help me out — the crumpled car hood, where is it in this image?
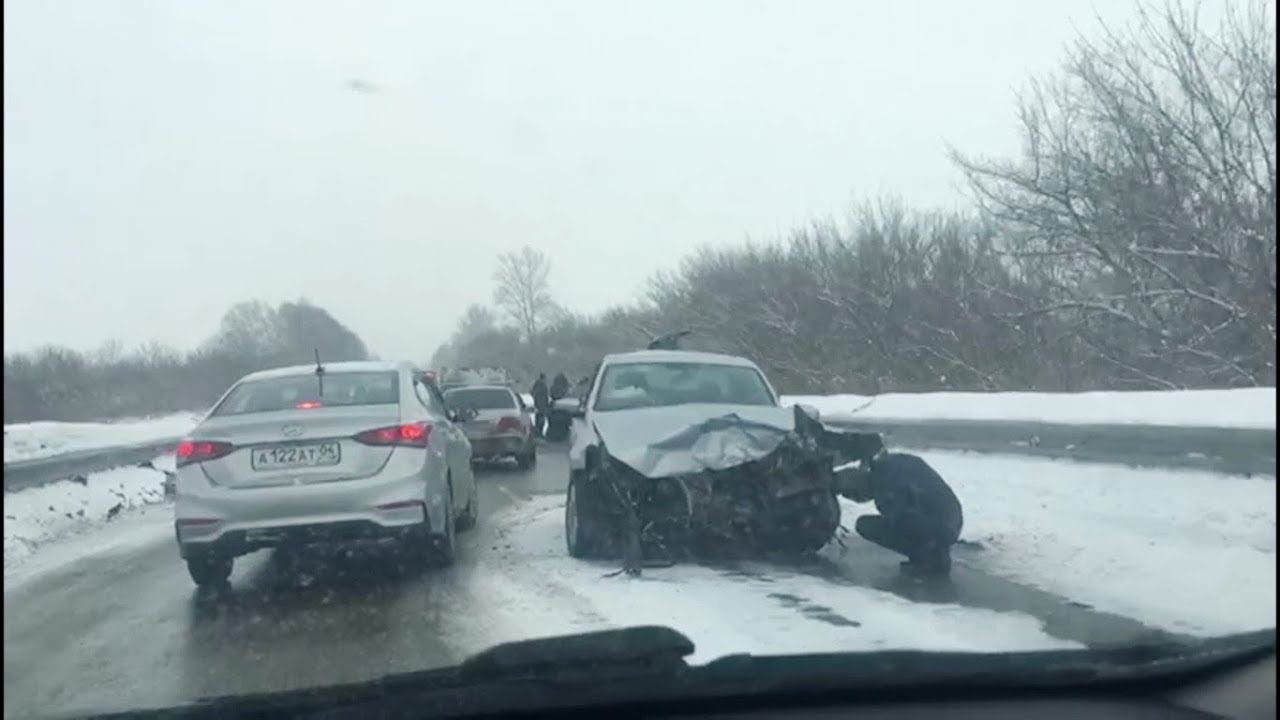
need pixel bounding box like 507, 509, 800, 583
592, 404, 804, 478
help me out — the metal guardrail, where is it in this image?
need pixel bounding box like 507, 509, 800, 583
2, 418, 1274, 493
823, 418, 1276, 477
3, 437, 181, 492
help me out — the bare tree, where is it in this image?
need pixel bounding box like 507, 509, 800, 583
455, 304, 498, 344
493, 246, 557, 344
952, 0, 1276, 388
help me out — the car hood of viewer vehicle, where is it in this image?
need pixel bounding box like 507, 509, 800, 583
591, 404, 813, 479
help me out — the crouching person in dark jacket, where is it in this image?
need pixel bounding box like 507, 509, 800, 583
839, 451, 963, 577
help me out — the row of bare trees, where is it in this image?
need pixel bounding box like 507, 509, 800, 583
436, 1, 1274, 394
4, 299, 370, 422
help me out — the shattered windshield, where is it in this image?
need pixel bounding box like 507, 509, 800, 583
594, 362, 776, 411
2, 0, 1274, 718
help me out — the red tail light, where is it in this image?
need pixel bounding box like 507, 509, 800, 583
354, 422, 432, 448
175, 440, 235, 467
295, 401, 323, 410
495, 416, 523, 433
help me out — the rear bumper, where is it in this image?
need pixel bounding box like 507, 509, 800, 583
174, 446, 450, 554
176, 518, 428, 558
467, 434, 529, 458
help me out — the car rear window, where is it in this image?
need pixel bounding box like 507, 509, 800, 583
211, 371, 400, 416
444, 387, 517, 410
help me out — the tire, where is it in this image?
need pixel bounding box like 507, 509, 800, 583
427, 484, 457, 567
565, 472, 608, 559
456, 481, 478, 532
186, 552, 233, 587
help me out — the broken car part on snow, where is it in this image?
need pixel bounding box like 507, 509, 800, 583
568, 404, 887, 576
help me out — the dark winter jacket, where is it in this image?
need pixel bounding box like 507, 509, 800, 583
867, 453, 963, 543
531, 378, 551, 411
550, 373, 570, 400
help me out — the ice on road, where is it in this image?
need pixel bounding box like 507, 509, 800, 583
3, 411, 200, 463
453, 495, 1082, 664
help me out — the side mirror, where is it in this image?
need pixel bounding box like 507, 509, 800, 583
795, 403, 821, 421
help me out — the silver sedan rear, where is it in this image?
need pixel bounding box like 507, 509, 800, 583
173, 361, 478, 586
442, 385, 537, 469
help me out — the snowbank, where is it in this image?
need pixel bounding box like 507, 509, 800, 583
3, 411, 201, 463
782, 388, 1276, 429
3, 454, 175, 568
453, 496, 1082, 662
899, 450, 1276, 636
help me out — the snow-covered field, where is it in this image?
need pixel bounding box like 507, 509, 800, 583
3, 454, 175, 568
782, 388, 1276, 429
3, 411, 200, 463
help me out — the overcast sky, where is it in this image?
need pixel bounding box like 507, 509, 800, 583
5, 0, 1155, 361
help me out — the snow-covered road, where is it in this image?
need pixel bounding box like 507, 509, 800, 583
3, 438, 1274, 717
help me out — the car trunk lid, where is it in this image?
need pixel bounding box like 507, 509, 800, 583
194, 405, 401, 488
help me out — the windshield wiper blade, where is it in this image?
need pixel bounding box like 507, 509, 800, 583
459, 625, 694, 682
69, 628, 1274, 720
699, 628, 1277, 689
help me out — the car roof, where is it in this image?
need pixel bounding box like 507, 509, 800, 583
240, 360, 411, 382
599, 349, 761, 368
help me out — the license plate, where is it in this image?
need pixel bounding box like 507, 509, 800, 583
251, 442, 341, 471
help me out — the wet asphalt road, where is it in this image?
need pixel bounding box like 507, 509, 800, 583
3, 443, 1185, 719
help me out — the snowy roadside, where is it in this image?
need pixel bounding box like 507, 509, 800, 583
781, 388, 1276, 429
875, 450, 1276, 637
451, 495, 1083, 662
3, 411, 201, 464
3, 454, 176, 571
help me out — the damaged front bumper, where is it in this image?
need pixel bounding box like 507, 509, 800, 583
578, 405, 884, 574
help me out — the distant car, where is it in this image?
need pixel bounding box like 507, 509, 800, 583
173, 360, 479, 587
563, 349, 882, 571
443, 385, 537, 469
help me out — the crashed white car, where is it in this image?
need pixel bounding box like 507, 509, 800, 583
561, 350, 884, 573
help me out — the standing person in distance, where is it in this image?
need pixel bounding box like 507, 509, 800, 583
530, 373, 551, 438
550, 372, 570, 401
